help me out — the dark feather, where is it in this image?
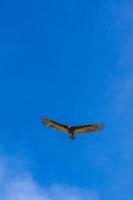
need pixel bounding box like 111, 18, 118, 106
42, 118, 69, 133
73, 124, 103, 134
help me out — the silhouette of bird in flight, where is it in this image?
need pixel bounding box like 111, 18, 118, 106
42, 118, 104, 139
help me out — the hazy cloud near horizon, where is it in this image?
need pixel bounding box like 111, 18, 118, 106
0, 156, 99, 200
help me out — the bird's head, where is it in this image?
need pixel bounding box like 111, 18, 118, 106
69, 133, 75, 139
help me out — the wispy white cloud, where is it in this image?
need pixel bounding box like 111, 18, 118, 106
47, 185, 98, 200
101, 2, 133, 199
0, 156, 99, 200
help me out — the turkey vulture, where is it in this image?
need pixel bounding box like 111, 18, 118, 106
42, 118, 104, 139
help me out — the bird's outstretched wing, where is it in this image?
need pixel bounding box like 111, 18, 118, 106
42, 118, 69, 133
73, 124, 103, 134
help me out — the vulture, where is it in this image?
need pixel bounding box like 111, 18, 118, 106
42, 118, 104, 139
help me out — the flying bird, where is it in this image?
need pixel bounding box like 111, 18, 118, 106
42, 118, 104, 139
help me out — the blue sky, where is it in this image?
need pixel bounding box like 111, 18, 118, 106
0, 0, 133, 199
